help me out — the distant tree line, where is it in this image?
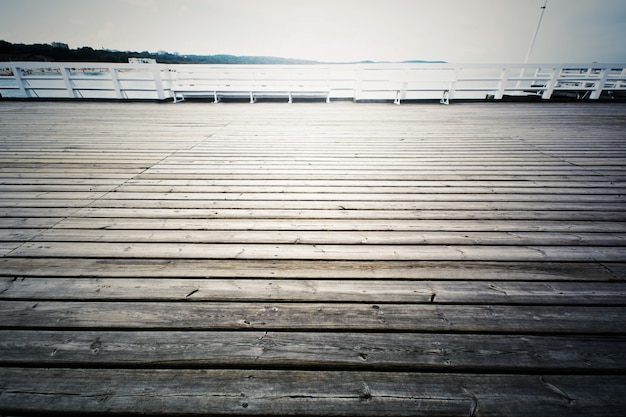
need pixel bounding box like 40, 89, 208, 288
0, 40, 322, 64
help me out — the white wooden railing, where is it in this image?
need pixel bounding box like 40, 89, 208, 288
0, 62, 173, 100
1, 61, 625, 103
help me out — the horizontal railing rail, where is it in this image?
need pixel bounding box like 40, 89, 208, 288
1, 61, 624, 103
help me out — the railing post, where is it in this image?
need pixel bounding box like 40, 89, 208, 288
152, 65, 166, 100
495, 67, 508, 99
589, 68, 608, 100
61, 66, 78, 98
542, 67, 559, 99
395, 68, 409, 105
109, 67, 124, 99
9, 63, 30, 98
447, 66, 459, 102
354, 63, 363, 102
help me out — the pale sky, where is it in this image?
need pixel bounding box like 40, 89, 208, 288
0, 0, 625, 63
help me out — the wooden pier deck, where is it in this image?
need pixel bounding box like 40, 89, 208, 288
1, 100, 625, 416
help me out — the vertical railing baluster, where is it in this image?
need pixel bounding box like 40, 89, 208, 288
542, 67, 559, 99
10, 63, 30, 98
447, 66, 458, 102
110, 67, 124, 99
354, 63, 363, 102
590, 68, 609, 100
152, 65, 166, 100
61, 66, 77, 98
495, 67, 509, 99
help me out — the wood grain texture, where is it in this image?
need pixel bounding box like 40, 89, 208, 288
2, 368, 626, 416
2, 330, 625, 371
2, 277, 626, 304
1, 100, 625, 416
2, 301, 625, 333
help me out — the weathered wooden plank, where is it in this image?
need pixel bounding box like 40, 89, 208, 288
8, 241, 625, 261
0, 208, 86, 217
0, 199, 97, 208
0, 178, 131, 186
0, 217, 65, 228
3, 184, 622, 196
0, 167, 147, 174
1, 258, 622, 280
173, 158, 626, 164
82, 199, 626, 212
2, 277, 625, 305
0, 191, 109, 199
0, 228, 45, 241
0, 158, 164, 165
132, 173, 624, 181
0, 242, 21, 256
141, 168, 604, 177
1, 330, 624, 372
108, 187, 626, 198
1, 301, 624, 333
4, 198, 623, 213
0, 172, 136, 179
1, 368, 625, 416
118, 178, 626, 188
93, 190, 626, 203
0, 184, 120, 192
24, 229, 626, 246
141, 166, 625, 175
49, 217, 626, 233
605, 262, 626, 278
152, 157, 567, 164
142, 167, 607, 176
67, 207, 626, 220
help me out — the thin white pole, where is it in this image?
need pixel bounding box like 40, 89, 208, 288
524, 0, 549, 63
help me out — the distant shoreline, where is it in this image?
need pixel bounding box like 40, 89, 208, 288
0, 40, 445, 65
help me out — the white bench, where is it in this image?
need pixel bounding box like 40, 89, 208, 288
171, 69, 332, 103
392, 87, 451, 105
171, 80, 254, 103
172, 83, 331, 103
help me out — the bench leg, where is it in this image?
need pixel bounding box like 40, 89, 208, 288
440, 90, 450, 105
394, 90, 401, 105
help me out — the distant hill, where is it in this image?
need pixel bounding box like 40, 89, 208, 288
0, 40, 324, 64
0, 40, 445, 65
